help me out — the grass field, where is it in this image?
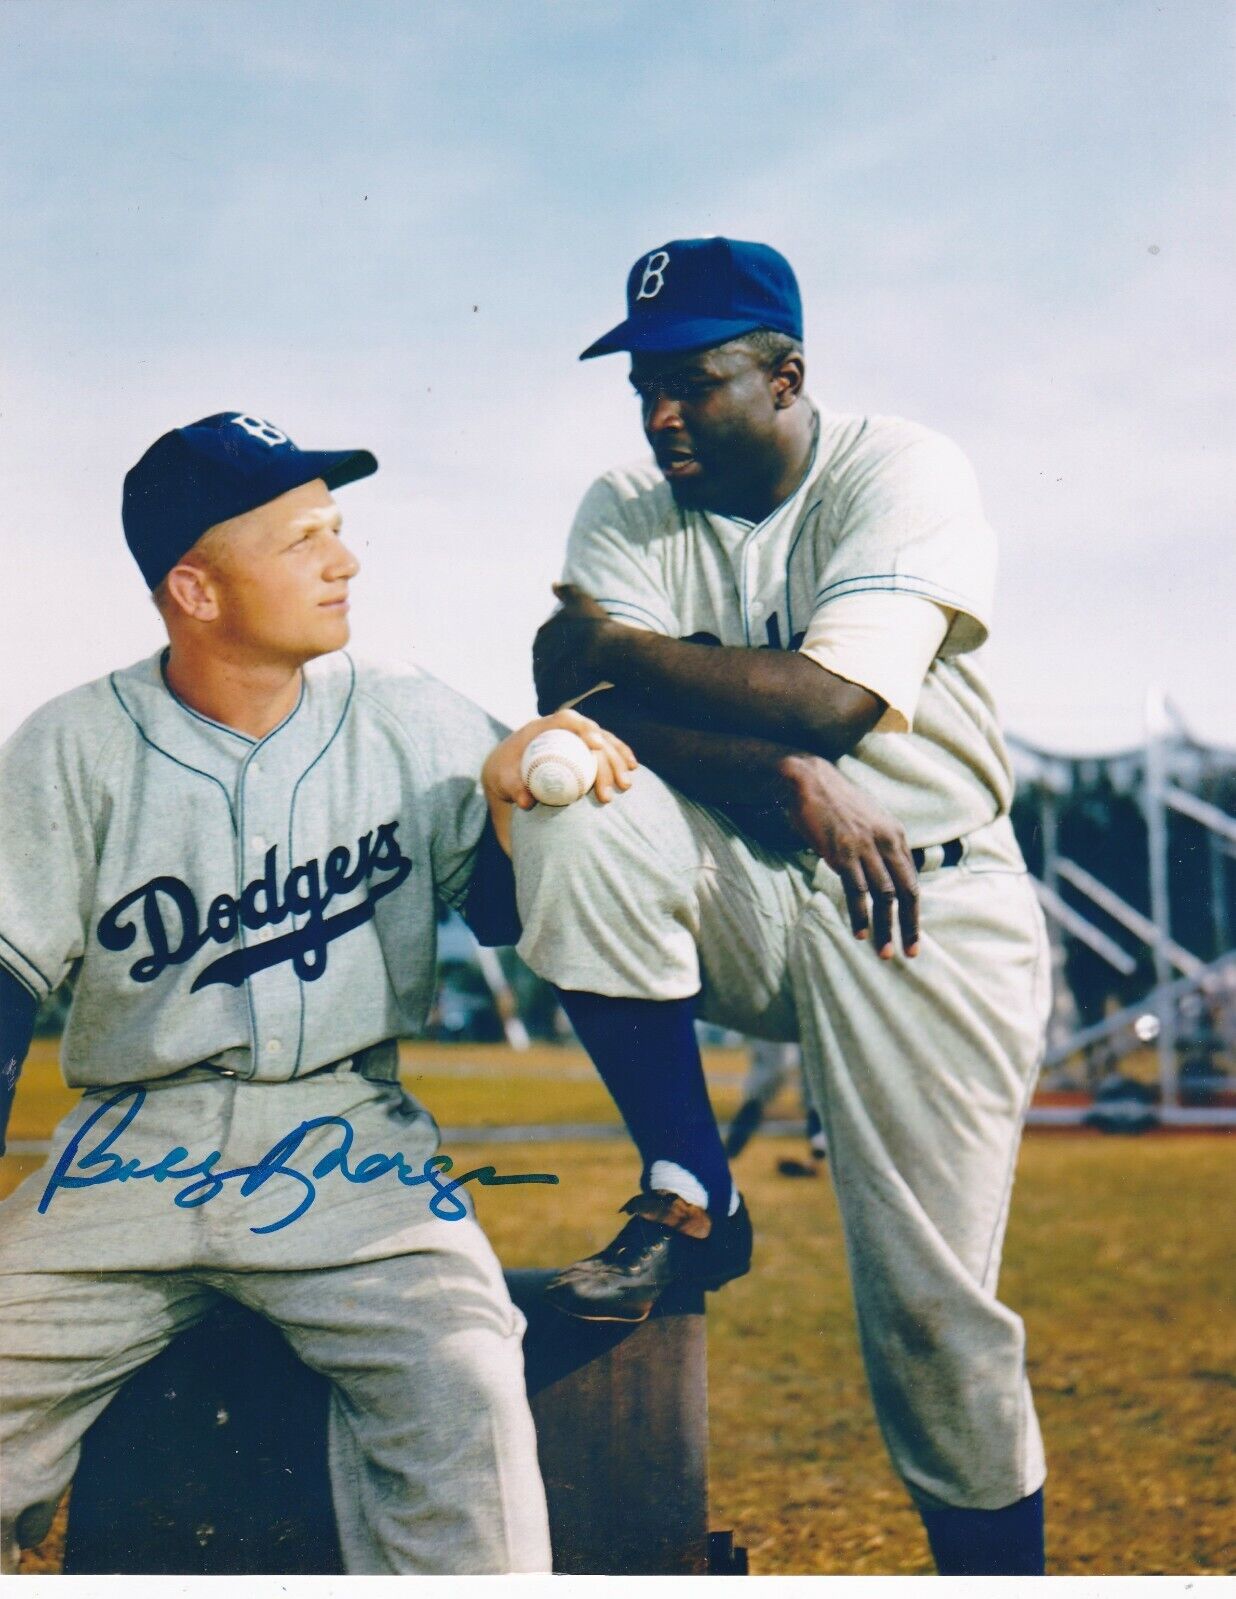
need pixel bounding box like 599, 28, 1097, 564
4, 1040, 1234, 1576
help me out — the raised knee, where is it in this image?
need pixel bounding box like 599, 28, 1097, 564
511, 787, 606, 862
511, 764, 665, 872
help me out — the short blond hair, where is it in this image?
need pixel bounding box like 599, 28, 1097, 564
149, 521, 235, 614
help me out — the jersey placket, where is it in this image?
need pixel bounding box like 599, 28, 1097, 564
706, 494, 802, 651
706, 423, 823, 652
234, 741, 304, 1083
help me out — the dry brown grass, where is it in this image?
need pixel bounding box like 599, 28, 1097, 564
4, 1042, 1233, 1575
472, 1133, 1235, 1576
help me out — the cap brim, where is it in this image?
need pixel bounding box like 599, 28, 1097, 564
240, 448, 378, 525
309, 448, 379, 490
579, 314, 768, 361
255, 447, 379, 503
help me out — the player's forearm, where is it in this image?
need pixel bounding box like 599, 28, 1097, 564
595, 628, 883, 760
577, 688, 814, 809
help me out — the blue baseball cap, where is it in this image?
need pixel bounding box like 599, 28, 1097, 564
122, 412, 378, 589
580, 237, 802, 361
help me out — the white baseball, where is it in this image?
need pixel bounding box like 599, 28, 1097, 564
520, 729, 599, 806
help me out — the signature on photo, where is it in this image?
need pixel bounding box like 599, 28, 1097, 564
37, 1086, 559, 1234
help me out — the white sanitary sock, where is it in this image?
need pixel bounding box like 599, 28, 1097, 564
647, 1159, 739, 1215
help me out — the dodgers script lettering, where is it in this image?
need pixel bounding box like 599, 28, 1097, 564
96, 820, 413, 989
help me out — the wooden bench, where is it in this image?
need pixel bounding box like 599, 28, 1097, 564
63, 1270, 746, 1576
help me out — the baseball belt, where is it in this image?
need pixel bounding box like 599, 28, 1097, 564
910, 838, 964, 873
84, 1038, 402, 1093
190, 1037, 401, 1084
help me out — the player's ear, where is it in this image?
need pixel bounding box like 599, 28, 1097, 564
770, 353, 805, 408
163, 560, 221, 623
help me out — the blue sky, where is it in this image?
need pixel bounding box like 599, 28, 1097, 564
2, 0, 1232, 749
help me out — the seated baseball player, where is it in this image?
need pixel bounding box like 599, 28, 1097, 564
504, 239, 1052, 1576
0, 411, 633, 1576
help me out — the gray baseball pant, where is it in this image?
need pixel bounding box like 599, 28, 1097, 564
512, 766, 1051, 1511
0, 1064, 551, 1574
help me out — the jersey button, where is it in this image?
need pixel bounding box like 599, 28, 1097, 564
750, 599, 765, 617
264, 1039, 283, 1057
251, 835, 267, 853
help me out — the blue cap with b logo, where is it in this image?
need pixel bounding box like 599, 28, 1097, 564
122, 412, 378, 589
580, 237, 802, 360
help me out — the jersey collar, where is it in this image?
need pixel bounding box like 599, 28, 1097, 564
108, 650, 356, 807
705, 397, 822, 539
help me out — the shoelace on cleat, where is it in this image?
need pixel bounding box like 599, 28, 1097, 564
594, 1216, 669, 1266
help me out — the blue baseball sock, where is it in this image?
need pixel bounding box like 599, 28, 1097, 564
555, 989, 734, 1220
919, 1488, 1045, 1576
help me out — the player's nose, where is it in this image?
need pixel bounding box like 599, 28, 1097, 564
328, 539, 361, 581
643, 390, 684, 435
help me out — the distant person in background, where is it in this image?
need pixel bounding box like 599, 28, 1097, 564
724, 1039, 828, 1176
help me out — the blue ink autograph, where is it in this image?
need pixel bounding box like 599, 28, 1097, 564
38, 1087, 559, 1235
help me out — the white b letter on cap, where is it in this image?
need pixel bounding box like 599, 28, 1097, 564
636, 249, 670, 301
231, 415, 289, 447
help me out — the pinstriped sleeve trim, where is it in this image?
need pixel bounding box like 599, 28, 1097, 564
800, 592, 952, 733
812, 573, 985, 653
808, 423, 997, 657
591, 597, 667, 633
0, 939, 46, 1000
814, 571, 973, 609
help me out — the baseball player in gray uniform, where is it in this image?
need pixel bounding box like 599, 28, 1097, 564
510, 239, 1052, 1575
0, 411, 632, 1575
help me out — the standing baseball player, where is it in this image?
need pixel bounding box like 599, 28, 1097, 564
509, 238, 1052, 1576
0, 411, 633, 1575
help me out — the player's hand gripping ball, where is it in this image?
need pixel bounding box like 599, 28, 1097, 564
520, 728, 599, 806
481, 710, 634, 851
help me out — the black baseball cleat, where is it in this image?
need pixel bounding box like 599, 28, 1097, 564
544, 1190, 753, 1324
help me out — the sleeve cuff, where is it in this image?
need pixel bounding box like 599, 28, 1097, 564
799, 593, 952, 733
0, 937, 49, 1002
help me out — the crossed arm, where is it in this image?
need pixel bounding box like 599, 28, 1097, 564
531, 585, 920, 956
536, 584, 881, 759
